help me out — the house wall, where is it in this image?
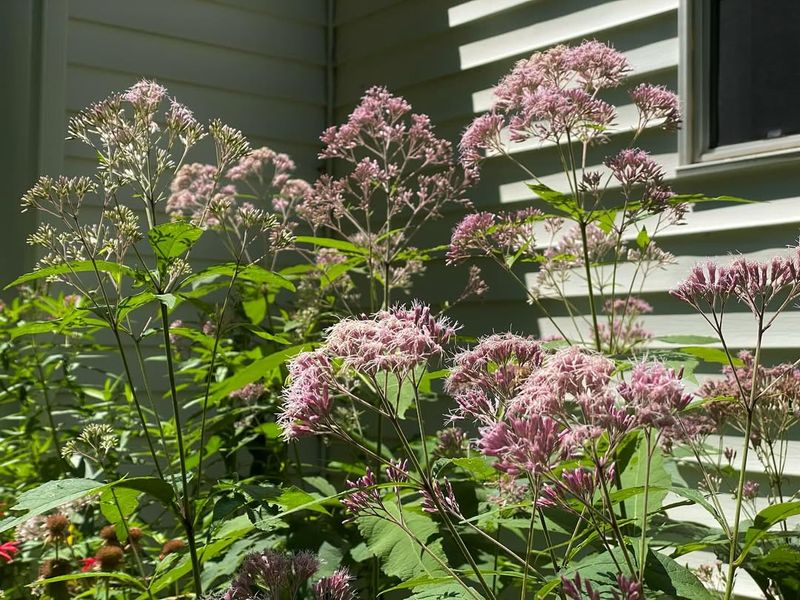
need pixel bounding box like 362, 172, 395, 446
0, 0, 330, 283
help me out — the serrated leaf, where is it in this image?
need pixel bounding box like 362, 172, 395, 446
148, 221, 203, 263
643, 550, 716, 599
357, 504, 447, 581
100, 487, 140, 543
0, 478, 106, 532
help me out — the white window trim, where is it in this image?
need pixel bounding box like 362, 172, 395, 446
677, 0, 800, 173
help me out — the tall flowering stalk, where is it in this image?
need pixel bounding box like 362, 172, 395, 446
13, 80, 288, 594
671, 248, 800, 599
454, 40, 685, 354
299, 86, 473, 311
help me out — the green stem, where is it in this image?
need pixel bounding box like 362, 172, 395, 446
723, 319, 763, 600
579, 220, 601, 351
520, 493, 538, 600
159, 303, 202, 595
637, 429, 654, 582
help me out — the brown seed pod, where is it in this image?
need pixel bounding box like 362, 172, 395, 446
95, 544, 124, 571
127, 527, 143, 543
44, 514, 70, 543
99, 525, 120, 545
159, 538, 185, 560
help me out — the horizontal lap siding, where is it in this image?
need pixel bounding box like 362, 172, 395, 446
336, 3, 797, 598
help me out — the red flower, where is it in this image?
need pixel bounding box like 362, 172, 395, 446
81, 557, 97, 572
0, 541, 19, 563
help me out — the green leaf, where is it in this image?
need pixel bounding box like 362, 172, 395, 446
5, 260, 135, 289
294, 235, 368, 256
100, 487, 140, 543
357, 504, 447, 581
148, 221, 203, 263
643, 550, 716, 599
209, 344, 312, 403
155, 293, 177, 310
383, 368, 424, 419
451, 457, 496, 481
655, 335, 719, 345
527, 183, 583, 219
747, 545, 800, 597
636, 226, 650, 249
180, 263, 295, 293
741, 501, 800, 560
0, 478, 106, 532
618, 432, 670, 521
680, 346, 744, 366
266, 486, 330, 515
35, 571, 146, 590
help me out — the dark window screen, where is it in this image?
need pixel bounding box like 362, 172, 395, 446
709, 0, 800, 148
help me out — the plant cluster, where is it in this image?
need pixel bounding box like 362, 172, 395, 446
1, 40, 799, 600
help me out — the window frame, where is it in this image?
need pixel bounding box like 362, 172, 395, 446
677, 0, 800, 170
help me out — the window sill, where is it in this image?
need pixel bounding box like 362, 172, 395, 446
675, 145, 800, 179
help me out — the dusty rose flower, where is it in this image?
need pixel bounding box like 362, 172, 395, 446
325, 303, 457, 375
670, 261, 736, 311
122, 79, 166, 112
313, 567, 356, 600
630, 82, 681, 130
478, 415, 560, 475
278, 351, 334, 440
618, 362, 692, 428
341, 468, 382, 519
561, 572, 600, 600
446, 212, 495, 264
742, 480, 760, 500
567, 40, 631, 90
459, 112, 505, 170
421, 478, 462, 517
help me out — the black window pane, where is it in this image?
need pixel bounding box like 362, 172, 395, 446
710, 0, 800, 148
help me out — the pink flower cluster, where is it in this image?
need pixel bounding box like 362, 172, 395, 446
296, 87, 471, 294
278, 304, 456, 440
325, 302, 457, 375
671, 249, 800, 320
278, 350, 334, 440
447, 338, 692, 476
446, 208, 545, 264
459, 40, 680, 173
167, 145, 308, 235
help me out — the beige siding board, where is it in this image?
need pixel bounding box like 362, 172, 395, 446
68, 0, 325, 65
66, 23, 326, 105
448, 0, 540, 27
458, 0, 677, 69
526, 248, 797, 298
538, 312, 800, 349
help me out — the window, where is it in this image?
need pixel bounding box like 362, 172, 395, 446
679, 0, 800, 166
